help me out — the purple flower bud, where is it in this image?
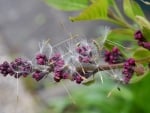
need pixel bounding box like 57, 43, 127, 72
49, 53, 61, 62
76, 45, 93, 63
36, 53, 48, 65
62, 72, 69, 79
53, 71, 69, 82
134, 30, 145, 41
56, 60, 65, 67
53, 71, 62, 82
122, 58, 136, 84
0, 61, 14, 76
54, 66, 62, 72
49, 53, 65, 71
112, 47, 119, 53
53, 70, 69, 82
138, 41, 144, 46
76, 45, 91, 56
54, 75, 61, 82
79, 56, 91, 63
104, 47, 125, 64
32, 70, 45, 81
76, 47, 84, 55
10, 58, 32, 78
142, 42, 150, 50
73, 73, 83, 84
128, 58, 135, 65
49, 53, 70, 82
134, 30, 150, 50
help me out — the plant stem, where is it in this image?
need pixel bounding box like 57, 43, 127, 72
107, 9, 134, 30
112, 1, 134, 29
76, 57, 150, 75
113, 1, 125, 21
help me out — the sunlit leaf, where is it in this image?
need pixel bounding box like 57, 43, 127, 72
142, 27, 150, 42
90, 0, 96, 3
136, 16, 150, 30
90, 0, 114, 5
111, 28, 134, 36
107, 0, 115, 5
45, 0, 89, 11
70, 0, 108, 21
123, 0, 145, 20
133, 47, 150, 60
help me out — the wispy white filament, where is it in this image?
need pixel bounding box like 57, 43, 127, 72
99, 26, 111, 46
61, 81, 76, 104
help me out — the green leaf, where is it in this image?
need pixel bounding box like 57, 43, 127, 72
45, 0, 89, 11
105, 29, 135, 49
111, 28, 134, 36
104, 29, 137, 57
91, 0, 114, 5
70, 0, 108, 21
136, 16, 150, 30
133, 47, 150, 60
90, 0, 96, 3
106, 29, 135, 42
82, 79, 96, 86
107, 0, 114, 5
142, 27, 150, 42
130, 71, 150, 112
105, 29, 136, 51
123, 0, 145, 20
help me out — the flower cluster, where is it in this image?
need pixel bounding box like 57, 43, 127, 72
32, 70, 46, 81
0, 58, 32, 78
36, 53, 48, 65
0, 37, 141, 85
49, 53, 69, 82
0, 38, 98, 84
11, 58, 32, 78
72, 73, 83, 84
122, 58, 136, 84
104, 47, 125, 64
0, 61, 14, 76
134, 30, 150, 50
76, 44, 93, 63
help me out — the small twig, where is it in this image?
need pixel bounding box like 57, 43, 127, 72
76, 63, 123, 75
76, 57, 150, 75
29, 57, 150, 82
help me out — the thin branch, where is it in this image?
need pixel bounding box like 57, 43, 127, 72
76, 56, 150, 75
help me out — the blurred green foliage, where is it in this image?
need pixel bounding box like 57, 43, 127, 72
42, 74, 150, 113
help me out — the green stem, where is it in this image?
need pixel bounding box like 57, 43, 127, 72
107, 1, 136, 30
113, 1, 125, 21
107, 9, 134, 30
112, 0, 133, 29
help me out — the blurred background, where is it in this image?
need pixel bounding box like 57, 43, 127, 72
0, 0, 150, 113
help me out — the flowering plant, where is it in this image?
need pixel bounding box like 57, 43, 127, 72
1, 0, 150, 86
